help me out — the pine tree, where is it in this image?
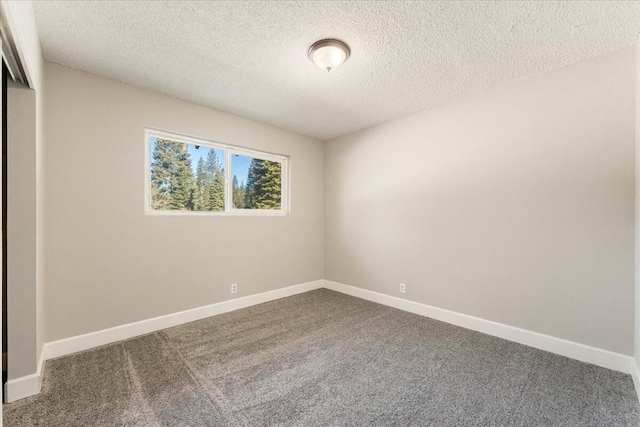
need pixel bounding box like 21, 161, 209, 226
171, 142, 195, 210
151, 139, 172, 210
244, 158, 281, 209
150, 138, 195, 210
193, 157, 206, 211
232, 175, 245, 209
150, 181, 170, 210
204, 149, 225, 211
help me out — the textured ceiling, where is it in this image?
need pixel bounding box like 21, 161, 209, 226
34, 1, 640, 140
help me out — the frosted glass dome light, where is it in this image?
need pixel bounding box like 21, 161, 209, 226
308, 39, 350, 72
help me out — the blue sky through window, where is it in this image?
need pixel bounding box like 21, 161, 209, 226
232, 154, 251, 186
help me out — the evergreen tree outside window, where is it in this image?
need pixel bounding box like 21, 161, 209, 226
146, 129, 288, 215
233, 154, 281, 210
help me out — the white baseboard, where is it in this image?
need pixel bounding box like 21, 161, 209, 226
5, 280, 321, 402
5, 345, 46, 403
323, 280, 637, 376
8, 279, 639, 404
632, 359, 640, 404
45, 280, 324, 360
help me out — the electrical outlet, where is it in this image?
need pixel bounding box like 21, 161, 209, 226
399, 283, 406, 294
231, 283, 238, 294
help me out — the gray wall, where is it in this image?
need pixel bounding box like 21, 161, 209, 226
7, 82, 38, 379
325, 48, 635, 355
44, 62, 324, 342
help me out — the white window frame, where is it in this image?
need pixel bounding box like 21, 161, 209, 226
144, 128, 289, 216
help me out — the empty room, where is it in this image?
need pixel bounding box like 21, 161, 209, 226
2, 0, 640, 425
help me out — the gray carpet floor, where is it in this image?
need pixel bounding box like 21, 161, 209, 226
4, 289, 640, 426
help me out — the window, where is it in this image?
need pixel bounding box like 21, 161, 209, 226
145, 129, 288, 215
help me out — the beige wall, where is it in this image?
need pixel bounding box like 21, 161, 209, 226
44, 62, 324, 342
635, 39, 640, 373
7, 82, 38, 379
42, 47, 637, 356
325, 48, 635, 355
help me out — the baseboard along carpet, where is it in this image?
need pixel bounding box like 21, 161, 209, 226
4, 289, 640, 426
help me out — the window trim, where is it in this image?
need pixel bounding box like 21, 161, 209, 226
144, 128, 289, 216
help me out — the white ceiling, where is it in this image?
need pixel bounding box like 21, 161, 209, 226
34, 1, 640, 140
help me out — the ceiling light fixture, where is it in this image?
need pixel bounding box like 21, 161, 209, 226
308, 39, 350, 72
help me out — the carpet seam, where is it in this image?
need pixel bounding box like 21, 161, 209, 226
121, 341, 160, 426
157, 330, 250, 426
